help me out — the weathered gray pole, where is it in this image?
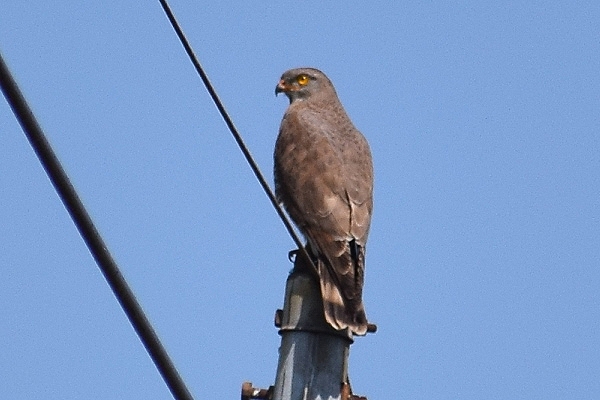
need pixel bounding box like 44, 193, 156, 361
272, 254, 353, 400
241, 252, 371, 400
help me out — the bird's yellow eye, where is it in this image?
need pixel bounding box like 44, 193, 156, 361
296, 74, 309, 86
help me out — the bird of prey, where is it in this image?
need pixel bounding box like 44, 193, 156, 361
274, 67, 374, 336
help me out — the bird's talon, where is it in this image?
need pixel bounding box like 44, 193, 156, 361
288, 249, 299, 262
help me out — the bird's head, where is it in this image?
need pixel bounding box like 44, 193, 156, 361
275, 67, 334, 103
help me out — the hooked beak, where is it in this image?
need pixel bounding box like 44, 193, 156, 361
275, 79, 289, 96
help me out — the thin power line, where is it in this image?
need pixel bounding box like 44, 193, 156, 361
0, 53, 194, 400
158, 0, 317, 274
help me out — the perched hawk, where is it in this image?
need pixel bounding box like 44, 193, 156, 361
274, 67, 374, 336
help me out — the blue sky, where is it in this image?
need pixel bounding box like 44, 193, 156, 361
1, 1, 599, 399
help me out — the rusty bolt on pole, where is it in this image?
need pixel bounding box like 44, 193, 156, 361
241, 382, 273, 400
342, 382, 368, 400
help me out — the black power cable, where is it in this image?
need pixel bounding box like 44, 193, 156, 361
158, 0, 318, 275
0, 53, 194, 400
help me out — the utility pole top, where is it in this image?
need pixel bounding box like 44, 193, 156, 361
275, 253, 369, 400
241, 251, 371, 400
